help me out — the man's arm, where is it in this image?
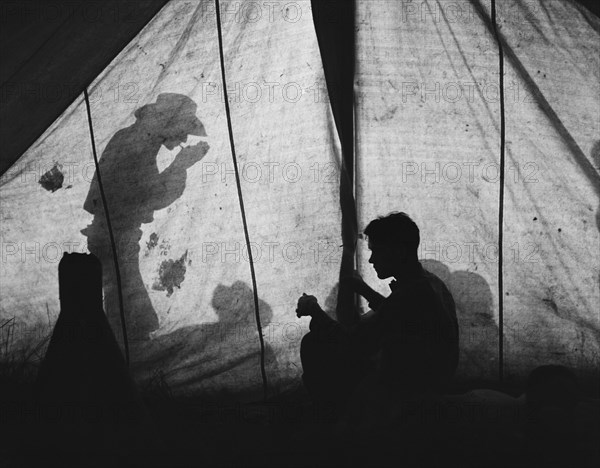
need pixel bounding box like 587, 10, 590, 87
296, 294, 383, 355
296, 294, 345, 340
151, 141, 210, 211
362, 286, 386, 311
341, 270, 386, 310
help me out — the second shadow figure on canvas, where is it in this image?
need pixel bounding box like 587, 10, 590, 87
82, 93, 209, 341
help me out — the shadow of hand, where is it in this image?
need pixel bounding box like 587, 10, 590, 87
176, 141, 210, 168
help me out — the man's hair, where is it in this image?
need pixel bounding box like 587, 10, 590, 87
364, 212, 420, 253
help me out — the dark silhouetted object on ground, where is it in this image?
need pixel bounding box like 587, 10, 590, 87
34, 253, 151, 463
526, 364, 581, 415
524, 365, 599, 468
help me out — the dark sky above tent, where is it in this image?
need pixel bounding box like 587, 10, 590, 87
0, 0, 169, 175
1, 0, 598, 176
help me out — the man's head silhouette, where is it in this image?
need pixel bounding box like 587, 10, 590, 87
134, 93, 206, 150
364, 212, 420, 279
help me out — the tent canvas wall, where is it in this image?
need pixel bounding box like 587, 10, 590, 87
1, 0, 599, 400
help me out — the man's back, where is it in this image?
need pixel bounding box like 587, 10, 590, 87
352, 264, 459, 396
383, 267, 458, 394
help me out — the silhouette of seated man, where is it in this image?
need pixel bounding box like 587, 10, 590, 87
297, 212, 459, 416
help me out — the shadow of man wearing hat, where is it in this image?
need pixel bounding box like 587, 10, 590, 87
82, 93, 209, 342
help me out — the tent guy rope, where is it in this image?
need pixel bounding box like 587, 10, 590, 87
215, 0, 269, 401
491, 0, 506, 383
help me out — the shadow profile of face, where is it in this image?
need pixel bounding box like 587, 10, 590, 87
162, 133, 188, 151
134, 93, 207, 150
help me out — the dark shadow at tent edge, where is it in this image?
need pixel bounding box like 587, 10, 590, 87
421, 259, 499, 383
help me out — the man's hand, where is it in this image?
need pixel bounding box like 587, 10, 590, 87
341, 269, 370, 296
176, 141, 210, 167
296, 293, 321, 318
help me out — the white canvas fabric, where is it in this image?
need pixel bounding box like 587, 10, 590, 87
355, 0, 599, 382
0, 0, 598, 397
1, 1, 343, 399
